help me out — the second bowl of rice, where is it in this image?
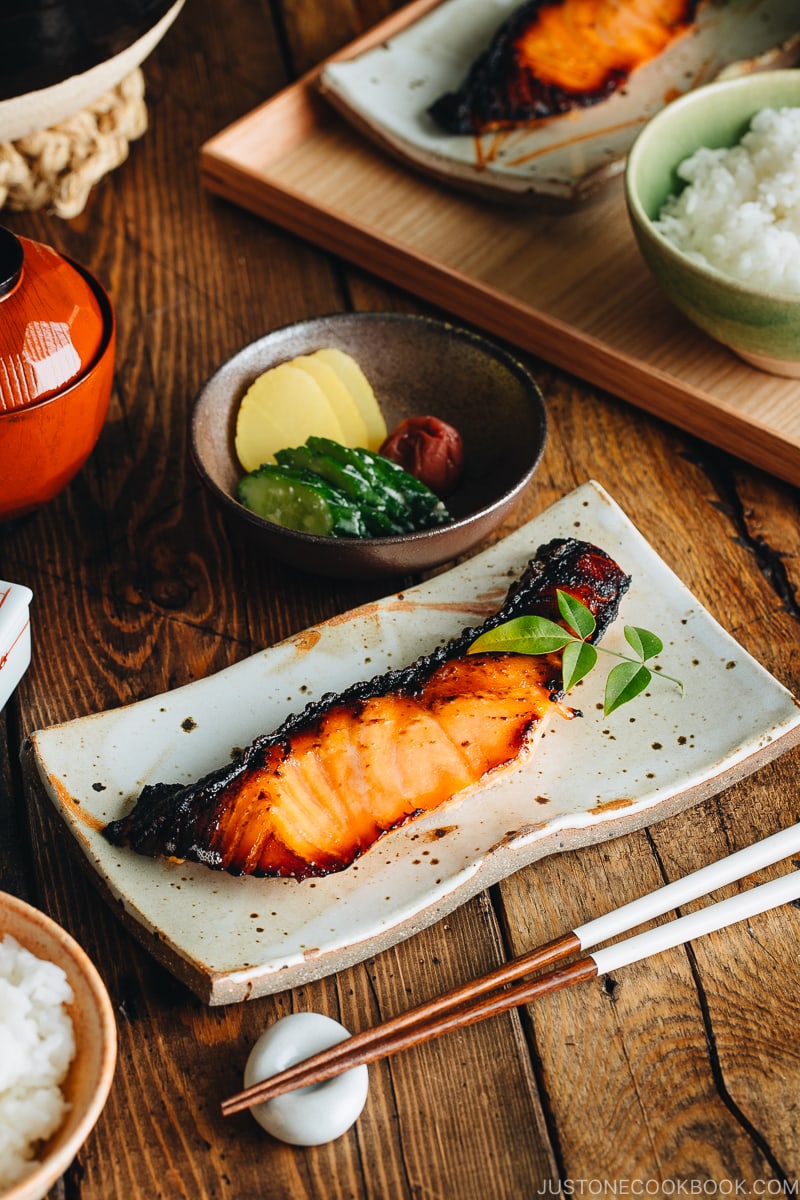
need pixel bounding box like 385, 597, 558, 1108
625, 69, 800, 377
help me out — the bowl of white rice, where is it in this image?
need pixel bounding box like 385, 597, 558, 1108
625, 69, 800, 376
0, 892, 116, 1200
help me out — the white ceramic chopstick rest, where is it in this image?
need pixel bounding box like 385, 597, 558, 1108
244, 1013, 368, 1145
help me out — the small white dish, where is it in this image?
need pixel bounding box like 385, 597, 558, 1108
26, 482, 800, 1004
0, 581, 33, 711
244, 1013, 368, 1145
318, 0, 799, 204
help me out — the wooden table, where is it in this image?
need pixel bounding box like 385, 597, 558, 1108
2, 2, 799, 1196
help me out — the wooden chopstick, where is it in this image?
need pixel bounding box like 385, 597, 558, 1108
221, 954, 600, 1116
220, 930, 581, 1116
221, 823, 800, 1116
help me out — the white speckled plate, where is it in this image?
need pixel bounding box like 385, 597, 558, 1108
27, 483, 800, 1004
318, 0, 800, 203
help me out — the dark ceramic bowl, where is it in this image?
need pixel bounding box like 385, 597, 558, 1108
190, 313, 547, 580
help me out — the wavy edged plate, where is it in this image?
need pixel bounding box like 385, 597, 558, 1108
25, 482, 800, 1004
318, 0, 800, 204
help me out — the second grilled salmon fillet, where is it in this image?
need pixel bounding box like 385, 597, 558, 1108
429, 0, 701, 134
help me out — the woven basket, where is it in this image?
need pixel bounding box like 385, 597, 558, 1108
0, 69, 147, 220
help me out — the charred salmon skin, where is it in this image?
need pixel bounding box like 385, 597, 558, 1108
104, 538, 630, 879
429, 0, 701, 134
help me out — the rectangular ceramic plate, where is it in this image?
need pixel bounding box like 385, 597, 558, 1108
319, 0, 800, 203
27, 484, 800, 1004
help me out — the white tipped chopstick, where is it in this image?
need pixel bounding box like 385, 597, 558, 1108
575, 819, 800, 954
221, 823, 800, 1115
591, 865, 800, 974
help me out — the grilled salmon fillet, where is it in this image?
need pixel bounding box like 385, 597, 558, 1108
104, 538, 630, 879
429, 0, 701, 134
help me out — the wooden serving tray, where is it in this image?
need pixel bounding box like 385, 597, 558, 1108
200, 0, 800, 487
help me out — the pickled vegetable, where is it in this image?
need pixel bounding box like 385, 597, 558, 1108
311, 348, 387, 450
380, 416, 464, 495
238, 438, 451, 538
237, 466, 366, 537
290, 354, 369, 446
234, 364, 345, 473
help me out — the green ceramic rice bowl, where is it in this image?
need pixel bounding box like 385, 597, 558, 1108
625, 69, 800, 377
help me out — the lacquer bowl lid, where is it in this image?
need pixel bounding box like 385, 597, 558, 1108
0, 226, 105, 412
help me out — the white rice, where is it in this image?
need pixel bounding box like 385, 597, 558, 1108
0, 934, 76, 1191
653, 106, 800, 294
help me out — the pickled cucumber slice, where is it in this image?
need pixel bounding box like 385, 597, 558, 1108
349, 446, 450, 527
275, 445, 380, 507
305, 437, 415, 531
237, 466, 366, 537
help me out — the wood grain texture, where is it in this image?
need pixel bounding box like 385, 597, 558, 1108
1, 0, 799, 1197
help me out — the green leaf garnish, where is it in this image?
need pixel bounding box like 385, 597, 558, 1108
624, 626, 663, 660
468, 615, 572, 657
557, 590, 596, 640
467, 589, 682, 715
562, 639, 597, 692
604, 661, 652, 715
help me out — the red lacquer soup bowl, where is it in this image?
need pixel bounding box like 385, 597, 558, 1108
0, 228, 115, 522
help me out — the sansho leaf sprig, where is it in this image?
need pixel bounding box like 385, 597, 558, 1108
467, 589, 683, 715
